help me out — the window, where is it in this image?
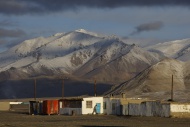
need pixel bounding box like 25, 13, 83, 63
103, 102, 106, 109
86, 101, 92, 108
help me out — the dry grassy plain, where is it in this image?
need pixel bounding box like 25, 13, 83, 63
0, 111, 190, 127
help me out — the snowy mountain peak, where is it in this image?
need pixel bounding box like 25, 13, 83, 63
0, 29, 164, 83
146, 38, 190, 61
75, 29, 88, 33
74, 29, 105, 38
53, 32, 65, 36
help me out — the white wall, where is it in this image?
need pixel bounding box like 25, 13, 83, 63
82, 97, 103, 115
171, 104, 190, 113
10, 102, 22, 104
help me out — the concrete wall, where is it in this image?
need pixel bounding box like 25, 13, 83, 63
121, 101, 170, 117
128, 103, 141, 116
171, 103, 190, 113
0, 102, 10, 111
82, 97, 103, 115
161, 103, 170, 117
59, 108, 81, 115
170, 103, 190, 117
103, 98, 121, 115
103, 98, 111, 115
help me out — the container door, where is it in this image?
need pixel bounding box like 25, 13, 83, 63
96, 103, 101, 114
50, 101, 53, 114
53, 100, 58, 114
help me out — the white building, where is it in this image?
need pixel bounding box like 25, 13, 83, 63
82, 97, 121, 115
82, 97, 104, 115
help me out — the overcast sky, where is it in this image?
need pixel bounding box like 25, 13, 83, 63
0, 0, 190, 52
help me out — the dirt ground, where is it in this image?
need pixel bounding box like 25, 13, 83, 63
0, 111, 190, 127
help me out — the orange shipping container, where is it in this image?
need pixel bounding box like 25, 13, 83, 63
43, 100, 59, 115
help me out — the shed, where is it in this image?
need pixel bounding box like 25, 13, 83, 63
59, 98, 82, 115
0, 102, 10, 111
29, 101, 43, 115
82, 97, 104, 115
43, 100, 59, 115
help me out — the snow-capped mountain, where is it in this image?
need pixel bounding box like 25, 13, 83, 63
106, 58, 190, 101
0, 29, 164, 83
74, 43, 164, 83
146, 38, 190, 61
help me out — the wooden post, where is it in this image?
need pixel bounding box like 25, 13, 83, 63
171, 75, 174, 101
34, 78, 36, 101
62, 79, 64, 99
94, 79, 97, 97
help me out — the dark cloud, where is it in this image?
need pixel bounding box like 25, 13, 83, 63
0, 0, 190, 15
130, 21, 164, 36
0, 20, 17, 27
0, 39, 7, 45
0, 0, 41, 15
0, 28, 26, 38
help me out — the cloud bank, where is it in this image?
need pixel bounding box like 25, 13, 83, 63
0, 0, 190, 15
0, 28, 26, 38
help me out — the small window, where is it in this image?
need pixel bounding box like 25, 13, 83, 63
86, 101, 92, 108
103, 102, 106, 109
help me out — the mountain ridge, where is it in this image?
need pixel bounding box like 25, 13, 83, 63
0, 29, 164, 84
146, 38, 190, 61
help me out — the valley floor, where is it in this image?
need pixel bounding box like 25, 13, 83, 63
0, 111, 190, 127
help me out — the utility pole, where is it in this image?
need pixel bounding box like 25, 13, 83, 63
94, 79, 97, 97
62, 78, 64, 99
171, 75, 174, 101
34, 78, 36, 101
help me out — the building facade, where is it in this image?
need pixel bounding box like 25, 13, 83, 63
82, 97, 104, 114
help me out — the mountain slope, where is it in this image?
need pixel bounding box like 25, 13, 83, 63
74, 44, 163, 83
0, 29, 164, 83
106, 58, 190, 101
